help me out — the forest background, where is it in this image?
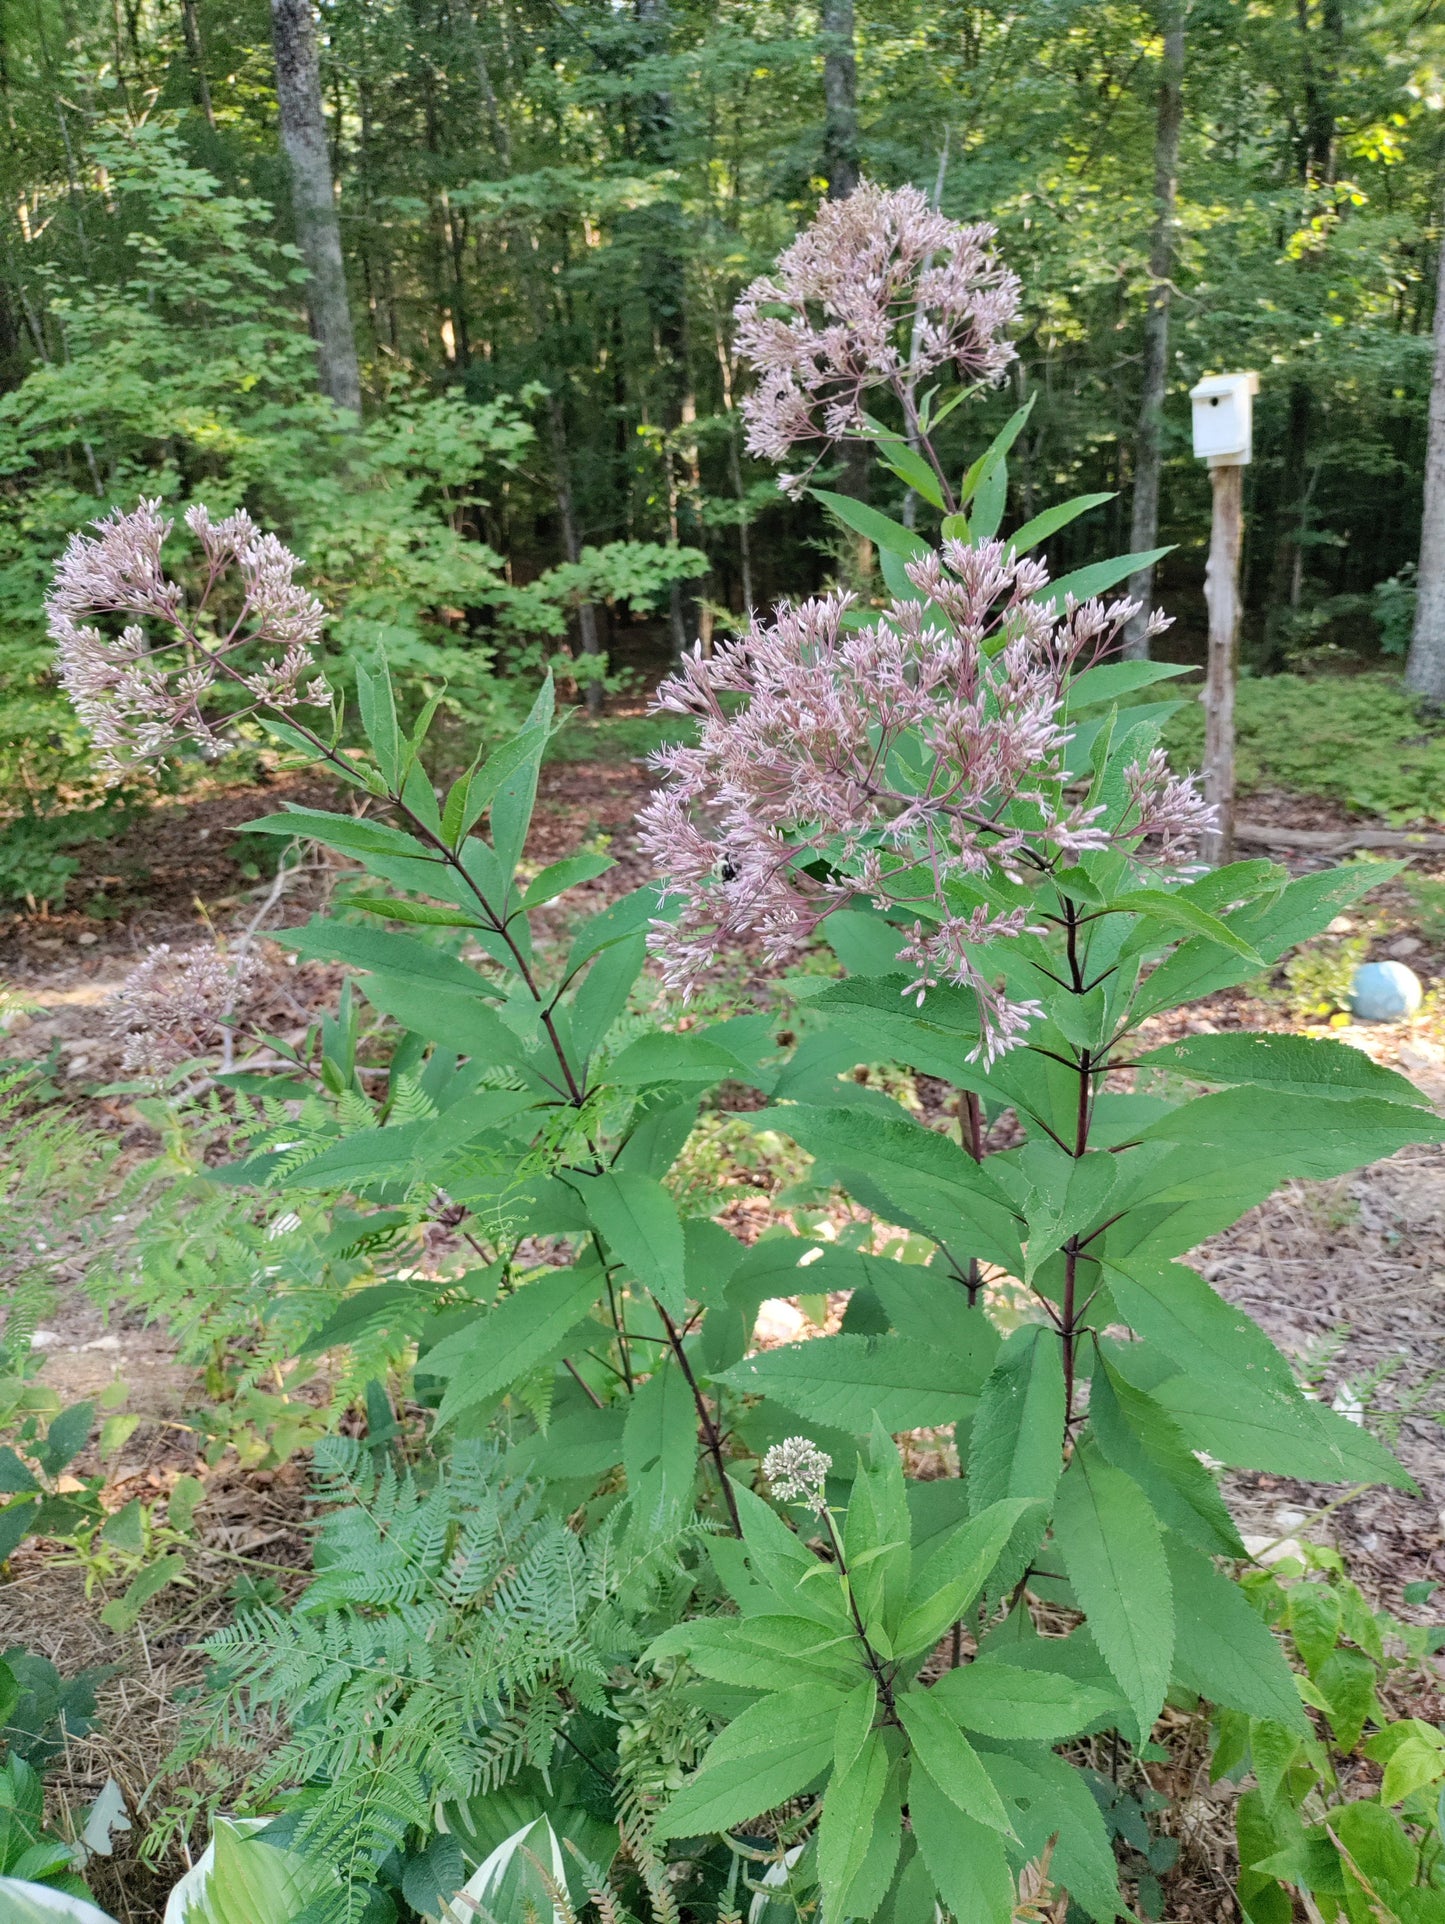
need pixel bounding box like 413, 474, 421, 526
0, 0, 1442, 889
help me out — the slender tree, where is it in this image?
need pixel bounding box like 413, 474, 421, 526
1407, 200, 1445, 702
820, 0, 860, 199
269, 0, 361, 415
1122, 0, 1184, 660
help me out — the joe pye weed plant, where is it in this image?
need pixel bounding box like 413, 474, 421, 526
11, 180, 1443, 1924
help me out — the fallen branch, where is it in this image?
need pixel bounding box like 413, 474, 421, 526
1233, 822, 1445, 854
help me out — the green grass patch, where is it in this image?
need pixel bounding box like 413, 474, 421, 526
1163, 673, 1445, 824
542, 711, 693, 765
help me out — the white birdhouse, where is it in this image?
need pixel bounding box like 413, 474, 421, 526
1190, 371, 1259, 466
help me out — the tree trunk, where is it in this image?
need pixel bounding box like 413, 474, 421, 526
180, 0, 216, 130
820, 0, 859, 199
1406, 200, 1445, 702
1122, 0, 1184, 660
269, 0, 361, 416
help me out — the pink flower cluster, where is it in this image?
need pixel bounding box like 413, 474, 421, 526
734, 180, 1019, 491
47, 499, 328, 778
112, 941, 261, 1076
638, 540, 1212, 1062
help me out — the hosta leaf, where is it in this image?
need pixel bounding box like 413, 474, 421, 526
1052, 1447, 1173, 1739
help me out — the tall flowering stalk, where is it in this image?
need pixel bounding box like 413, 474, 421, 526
641, 181, 1212, 1061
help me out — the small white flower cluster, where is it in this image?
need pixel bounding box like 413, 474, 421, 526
47, 499, 328, 779
763, 1435, 833, 1511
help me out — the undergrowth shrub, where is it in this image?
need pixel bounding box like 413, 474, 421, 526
8, 180, 1444, 1924
1163, 673, 1445, 824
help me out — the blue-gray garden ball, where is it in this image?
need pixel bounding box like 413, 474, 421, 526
1348, 960, 1423, 1022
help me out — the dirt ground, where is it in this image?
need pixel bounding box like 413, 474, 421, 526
2, 759, 1444, 1918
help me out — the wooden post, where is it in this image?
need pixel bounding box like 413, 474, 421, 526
1201, 461, 1244, 867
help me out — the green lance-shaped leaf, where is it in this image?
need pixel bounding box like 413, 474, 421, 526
606, 1029, 751, 1089
812, 489, 928, 559
1033, 545, 1172, 615
1064, 656, 1193, 711
1134, 1031, 1430, 1108
241, 807, 442, 871
1008, 490, 1116, 557
358, 975, 537, 1073
622, 1356, 696, 1526
1138, 1085, 1445, 1175
280, 919, 502, 993
965, 1325, 1064, 1590
570, 1170, 687, 1318
894, 1499, 1039, 1660
749, 1102, 1025, 1273
428, 1265, 604, 1426
519, 851, 615, 910
1134, 862, 1403, 1018
650, 1685, 844, 1840
1052, 1445, 1174, 1740
490, 676, 555, 882
907, 1760, 1016, 1924
897, 1687, 1015, 1838
354, 653, 401, 789
980, 1745, 1123, 1923
717, 1333, 977, 1434
1102, 1258, 1413, 1487
817, 1726, 891, 1920
645, 1615, 857, 1693
929, 1658, 1116, 1741
1165, 1538, 1310, 1734
1088, 1358, 1245, 1557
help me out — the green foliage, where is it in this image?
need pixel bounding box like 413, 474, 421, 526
44, 431, 1445, 1919
1163, 676, 1445, 825
1220, 1544, 1445, 1922
0, 114, 704, 901
195, 1436, 699, 1921
0, 1649, 107, 1899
